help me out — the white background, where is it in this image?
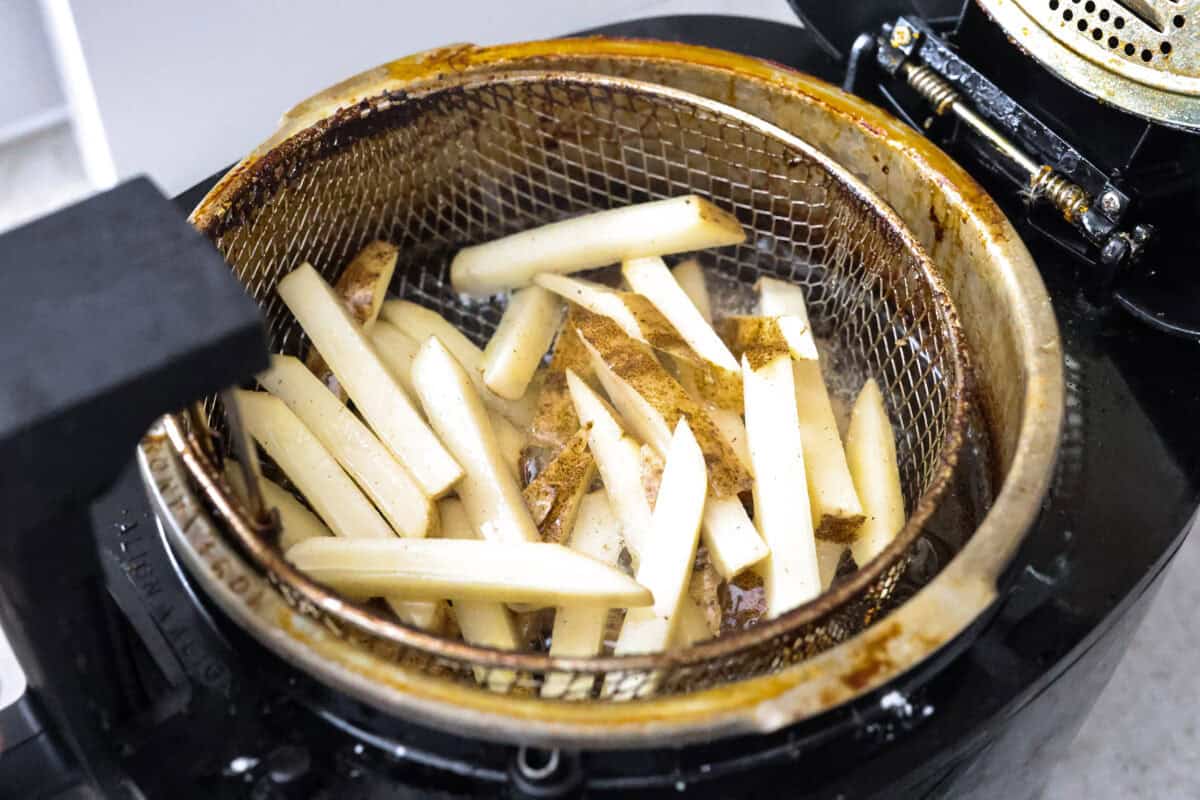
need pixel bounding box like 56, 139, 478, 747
61, 0, 796, 194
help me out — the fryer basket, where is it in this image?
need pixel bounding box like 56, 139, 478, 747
174, 69, 966, 701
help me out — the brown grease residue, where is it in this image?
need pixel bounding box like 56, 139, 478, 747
839, 620, 902, 691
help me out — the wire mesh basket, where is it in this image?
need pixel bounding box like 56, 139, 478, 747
176, 69, 967, 701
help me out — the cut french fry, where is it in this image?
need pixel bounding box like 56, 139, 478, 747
707, 405, 753, 477
530, 307, 595, 451
794, 360, 865, 540
579, 321, 763, 577
306, 240, 398, 399
576, 313, 751, 498
482, 286, 561, 400
567, 370, 654, 560
451, 195, 746, 295
234, 390, 395, 542
224, 462, 330, 552
369, 320, 421, 398
845, 379, 906, 566
672, 258, 712, 324
676, 365, 753, 476
536, 274, 699, 367
285, 538, 652, 607
756, 277, 865, 540
234, 390, 441, 629
757, 275, 813, 322
701, 496, 769, 579
624, 256, 742, 409
522, 427, 596, 545
607, 421, 707, 687
689, 556, 725, 635
411, 337, 539, 544
741, 354, 822, 616
382, 299, 536, 427
277, 264, 461, 497
674, 595, 713, 646
816, 540, 846, 591
542, 491, 623, 698
623, 256, 739, 373
721, 315, 819, 363
441, 498, 519, 691
639, 443, 665, 508
491, 412, 526, 482
257, 355, 434, 538
372, 318, 523, 477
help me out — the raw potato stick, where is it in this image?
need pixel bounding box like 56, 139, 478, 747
756, 277, 865, 540
671, 258, 712, 324
577, 318, 763, 577
382, 299, 536, 427
676, 359, 753, 476
794, 360, 866, 540
234, 391, 440, 629
371, 319, 526, 478
522, 427, 596, 545
845, 379, 906, 566
234, 390, 395, 542
567, 370, 654, 558
224, 463, 330, 552
530, 307, 595, 451
816, 540, 846, 591
451, 195, 746, 295
258, 355, 434, 538
440, 498, 520, 691
674, 594, 713, 646
542, 491, 623, 699
721, 315, 820, 363
575, 313, 751, 497
605, 421, 707, 696
369, 321, 421, 398
622, 255, 741, 393
277, 264, 461, 497
491, 412, 527, 482
535, 274, 701, 368
411, 337, 540, 544
285, 538, 652, 607
306, 240, 398, 399
482, 286, 561, 400
741, 353, 822, 616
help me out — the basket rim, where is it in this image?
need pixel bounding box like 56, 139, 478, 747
145, 36, 1062, 746
180, 67, 969, 678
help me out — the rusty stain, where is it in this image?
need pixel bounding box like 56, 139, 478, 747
928, 204, 946, 245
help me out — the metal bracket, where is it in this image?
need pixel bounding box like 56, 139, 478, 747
874, 16, 1153, 285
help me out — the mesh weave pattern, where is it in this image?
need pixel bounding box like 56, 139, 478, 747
193, 72, 964, 700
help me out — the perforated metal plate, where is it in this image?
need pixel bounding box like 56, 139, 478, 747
977, 0, 1200, 129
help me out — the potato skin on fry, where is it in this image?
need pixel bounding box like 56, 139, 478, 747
522, 427, 596, 545
575, 312, 752, 498
306, 240, 398, 400
530, 307, 595, 452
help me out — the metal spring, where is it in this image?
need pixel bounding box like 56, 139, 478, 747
1031, 167, 1089, 222
904, 63, 959, 115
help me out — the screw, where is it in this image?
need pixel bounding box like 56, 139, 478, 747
1099, 190, 1123, 215
891, 24, 915, 49
1100, 234, 1130, 265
